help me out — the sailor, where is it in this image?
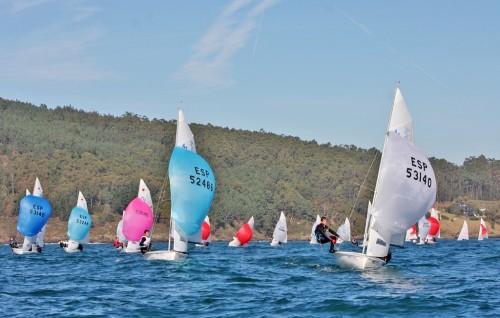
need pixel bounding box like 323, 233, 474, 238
9, 237, 18, 249
139, 230, 151, 254
315, 217, 340, 253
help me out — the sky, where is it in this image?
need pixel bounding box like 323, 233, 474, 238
0, 0, 499, 165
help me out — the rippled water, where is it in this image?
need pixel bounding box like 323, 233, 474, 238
1, 239, 498, 317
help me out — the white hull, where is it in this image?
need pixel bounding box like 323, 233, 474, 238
228, 238, 241, 247
142, 250, 188, 261
333, 251, 386, 270
63, 247, 82, 253
12, 247, 41, 255
270, 239, 281, 246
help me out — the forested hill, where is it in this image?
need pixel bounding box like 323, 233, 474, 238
0, 98, 499, 236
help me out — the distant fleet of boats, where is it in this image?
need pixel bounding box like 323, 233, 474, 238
8, 91, 491, 270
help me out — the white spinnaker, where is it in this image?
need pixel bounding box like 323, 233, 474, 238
457, 220, 469, 240
366, 133, 437, 257
337, 217, 351, 243
418, 216, 430, 241
272, 212, 287, 243
175, 109, 196, 152
309, 215, 321, 244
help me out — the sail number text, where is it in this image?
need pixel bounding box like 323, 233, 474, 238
189, 166, 214, 191
76, 214, 90, 226
30, 204, 46, 217
406, 157, 432, 188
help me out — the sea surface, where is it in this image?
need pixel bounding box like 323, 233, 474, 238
1, 239, 499, 317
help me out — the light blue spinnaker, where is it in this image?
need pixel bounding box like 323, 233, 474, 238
169, 146, 215, 236
67, 206, 92, 241
17, 195, 52, 237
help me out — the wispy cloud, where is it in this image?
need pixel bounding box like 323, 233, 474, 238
6, 0, 55, 14
333, 6, 446, 88
173, 0, 280, 90
0, 2, 111, 83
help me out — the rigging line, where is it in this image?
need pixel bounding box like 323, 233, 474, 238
348, 151, 378, 220
149, 172, 170, 243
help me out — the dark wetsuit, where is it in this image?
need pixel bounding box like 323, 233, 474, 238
315, 223, 340, 252
139, 235, 150, 254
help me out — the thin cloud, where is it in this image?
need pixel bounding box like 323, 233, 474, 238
334, 6, 446, 88
6, 0, 55, 14
173, 0, 280, 90
0, 2, 112, 82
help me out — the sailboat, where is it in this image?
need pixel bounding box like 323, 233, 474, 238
431, 208, 441, 238
415, 215, 430, 245
270, 212, 287, 246
12, 178, 52, 255
478, 218, 488, 240
60, 191, 92, 253
229, 216, 254, 247
425, 214, 440, 244
405, 224, 418, 242
309, 215, 321, 244
195, 216, 212, 247
143, 109, 215, 261
457, 220, 469, 240
115, 211, 127, 249
336, 217, 351, 244
123, 179, 154, 253
334, 88, 437, 269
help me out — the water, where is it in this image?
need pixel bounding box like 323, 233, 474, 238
1, 239, 499, 317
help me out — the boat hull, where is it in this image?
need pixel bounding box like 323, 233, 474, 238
333, 251, 386, 270
12, 247, 41, 255
142, 250, 187, 261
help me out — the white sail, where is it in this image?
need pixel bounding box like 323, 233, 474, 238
335, 88, 437, 269
366, 132, 437, 255
337, 217, 351, 243
405, 224, 418, 241
478, 218, 488, 240
33, 177, 43, 197
175, 109, 196, 152
457, 220, 469, 241
388, 87, 413, 142
36, 225, 46, 247
417, 216, 430, 244
271, 212, 287, 246
116, 212, 128, 244
77, 191, 88, 211
138, 179, 154, 210
309, 215, 321, 244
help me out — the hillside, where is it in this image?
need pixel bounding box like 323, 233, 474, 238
0, 97, 499, 242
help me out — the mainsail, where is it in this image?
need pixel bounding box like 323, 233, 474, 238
457, 220, 469, 241
271, 212, 287, 246
309, 215, 321, 244
478, 218, 488, 240
337, 217, 351, 243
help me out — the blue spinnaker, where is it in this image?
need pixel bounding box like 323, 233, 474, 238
17, 195, 52, 237
169, 146, 215, 236
67, 206, 92, 241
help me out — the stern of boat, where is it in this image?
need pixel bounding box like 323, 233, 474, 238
333, 251, 386, 270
